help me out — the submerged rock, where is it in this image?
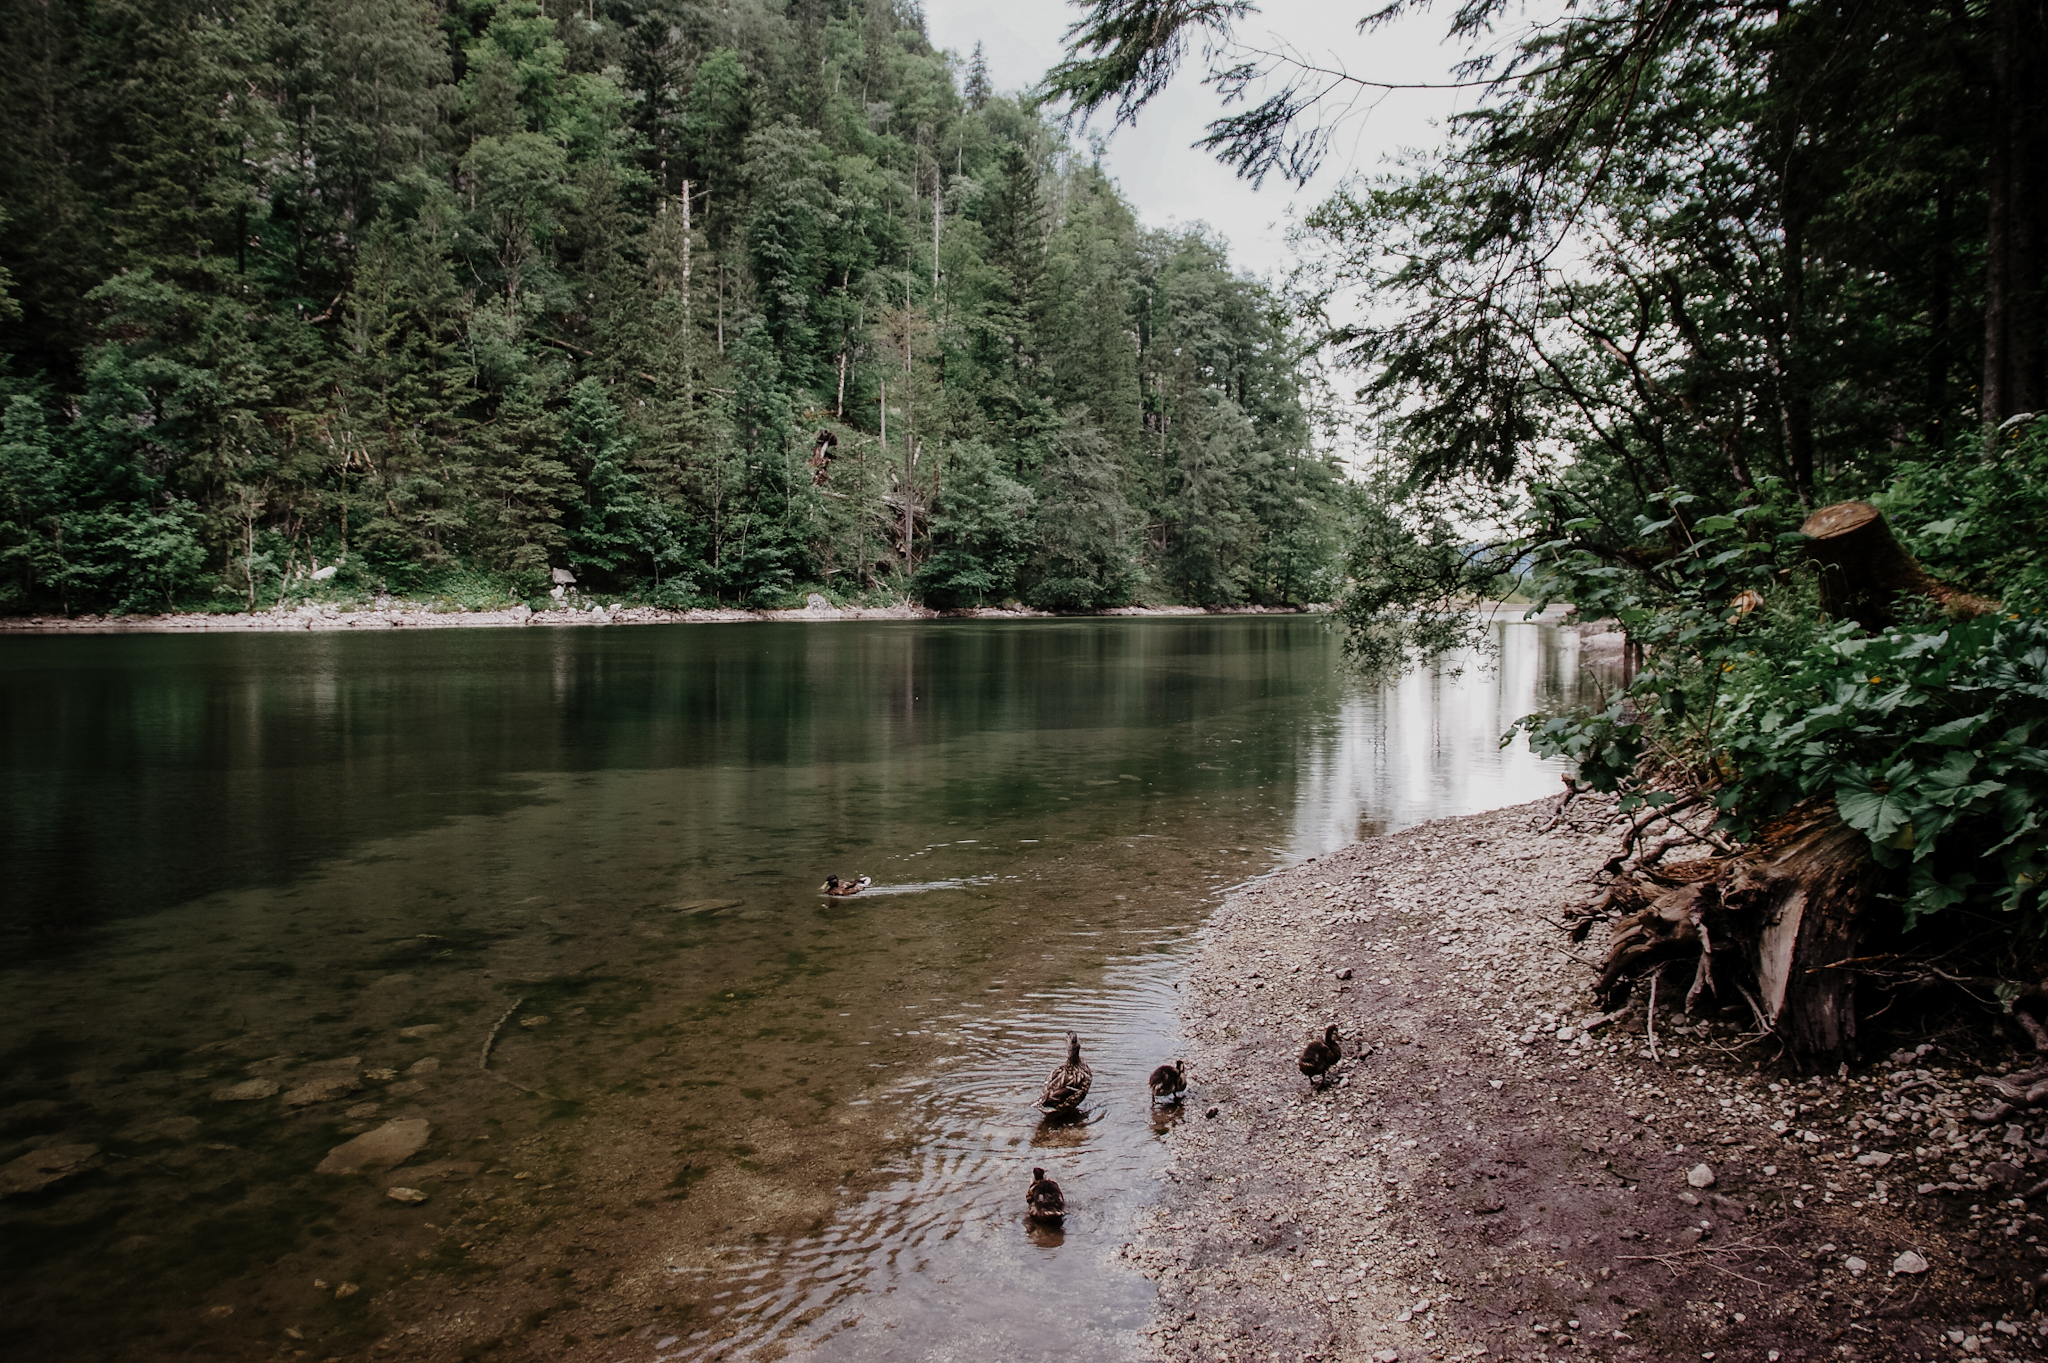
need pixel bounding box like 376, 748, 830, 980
282, 1075, 362, 1107
211, 1078, 281, 1102
316, 1118, 432, 1175
386, 1185, 429, 1204
1, 1144, 99, 1196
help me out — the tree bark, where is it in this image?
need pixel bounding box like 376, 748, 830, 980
1723, 805, 1880, 1063
1982, 0, 2048, 424
1588, 802, 1881, 1068
1799, 500, 1998, 630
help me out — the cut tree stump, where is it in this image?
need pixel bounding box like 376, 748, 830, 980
1799, 500, 1998, 630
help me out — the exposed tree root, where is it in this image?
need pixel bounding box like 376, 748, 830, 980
1584, 801, 1881, 1067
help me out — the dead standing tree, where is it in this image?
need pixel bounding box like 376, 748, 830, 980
1581, 501, 1999, 1068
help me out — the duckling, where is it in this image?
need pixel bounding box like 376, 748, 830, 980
1038, 1030, 1093, 1114
820, 874, 872, 897
1298, 1023, 1342, 1089
1148, 1060, 1187, 1104
1026, 1167, 1066, 1221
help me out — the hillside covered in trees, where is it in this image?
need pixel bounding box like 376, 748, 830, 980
0, 0, 1342, 615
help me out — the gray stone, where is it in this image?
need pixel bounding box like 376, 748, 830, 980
1893, 1250, 1929, 1275
1686, 1163, 1716, 1188
316, 1118, 432, 1175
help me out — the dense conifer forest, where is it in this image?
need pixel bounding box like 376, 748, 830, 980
0, 0, 1342, 615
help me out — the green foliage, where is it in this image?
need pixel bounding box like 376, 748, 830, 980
1875, 424, 2048, 616
0, 0, 1341, 615
915, 441, 1035, 608
1027, 411, 1140, 609
1334, 479, 1517, 679
1715, 614, 2048, 929
1509, 482, 2048, 933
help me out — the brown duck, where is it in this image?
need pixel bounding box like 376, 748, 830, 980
820, 874, 871, 897
1038, 1031, 1093, 1114
1148, 1060, 1187, 1104
1298, 1024, 1342, 1089
1026, 1167, 1066, 1221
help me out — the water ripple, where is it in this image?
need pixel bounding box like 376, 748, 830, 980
669, 942, 1199, 1361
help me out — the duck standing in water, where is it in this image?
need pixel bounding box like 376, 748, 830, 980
1298, 1024, 1342, 1089
1148, 1060, 1187, 1104
1026, 1167, 1066, 1222
1038, 1030, 1093, 1114
820, 874, 872, 897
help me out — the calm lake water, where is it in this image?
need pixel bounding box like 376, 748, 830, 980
0, 616, 1597, 1362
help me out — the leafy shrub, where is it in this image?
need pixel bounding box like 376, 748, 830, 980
1512, 477, 2048, 933
1716, 613, 2048, 928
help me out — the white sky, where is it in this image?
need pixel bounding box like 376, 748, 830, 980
922, 0, 1505, 278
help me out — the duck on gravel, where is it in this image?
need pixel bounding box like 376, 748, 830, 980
820, 874, 871, 897
1039, 1031, 1093, 1114
1298, 1024, 1342, 1089
1148, 1060, 1187, 1104
1026, 1167, 1066, 1221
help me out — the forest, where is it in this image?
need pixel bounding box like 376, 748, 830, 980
1054, 0, 2048, 1060
0, 0, 1342, 615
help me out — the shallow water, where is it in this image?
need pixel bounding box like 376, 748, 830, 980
0, 617, 1598, 1361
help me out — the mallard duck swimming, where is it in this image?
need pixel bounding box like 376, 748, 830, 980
820, 874, 872, 897
1026, 1167, 1066, 1221
1298, 1023, 1342, 1089
1038, 1030, 1093, 1114
1148, 1060, 1187, 1104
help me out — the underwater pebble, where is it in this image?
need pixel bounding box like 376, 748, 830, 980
211, 1079, 280, 1102
386, 1186, 428, 1204
1, 1144, 99, 1197
282, 1075, 361, 1107
316, 1118, 432, 1175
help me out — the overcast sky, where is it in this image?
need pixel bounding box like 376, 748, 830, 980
921, 0, 1503, 278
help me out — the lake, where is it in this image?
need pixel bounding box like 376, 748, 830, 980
0, 615, 1599, 1361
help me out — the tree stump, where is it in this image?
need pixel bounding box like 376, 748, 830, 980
1799, 500, 1998, 630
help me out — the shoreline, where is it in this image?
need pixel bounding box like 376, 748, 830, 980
0, 601, 1327, 635
1133, 798, 2039, 1362
0, 600, 1581, 636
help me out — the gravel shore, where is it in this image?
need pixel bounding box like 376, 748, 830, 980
1130, 798, 2047, 1363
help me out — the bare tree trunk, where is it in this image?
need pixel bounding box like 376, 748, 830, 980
1983, 0, 2048, 424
